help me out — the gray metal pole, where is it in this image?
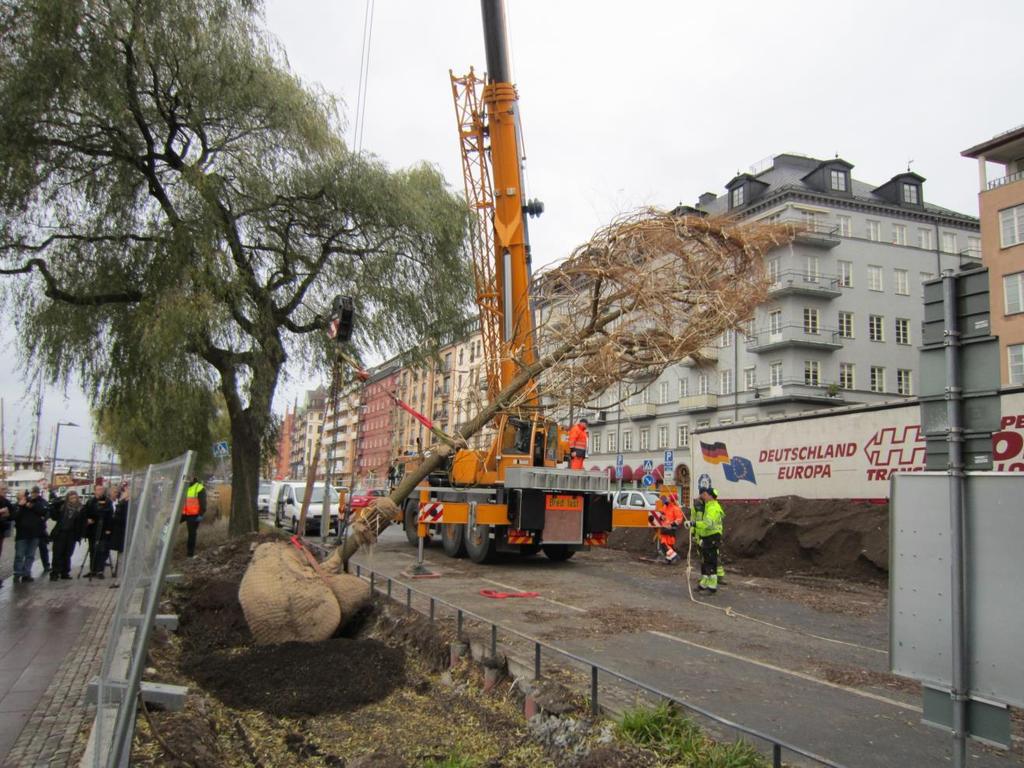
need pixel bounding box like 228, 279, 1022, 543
942, 269, 967, 768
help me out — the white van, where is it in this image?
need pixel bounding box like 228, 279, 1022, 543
271, 481, 343, 533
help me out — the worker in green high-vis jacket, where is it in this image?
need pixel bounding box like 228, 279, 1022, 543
687, 488, 724, 594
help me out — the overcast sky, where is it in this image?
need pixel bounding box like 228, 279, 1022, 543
3, 0, 1021, 462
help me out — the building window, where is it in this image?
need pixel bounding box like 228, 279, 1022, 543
769, 310, 782, 335
867, 220, 881, 241
967, 236, 981, 258
838, 215, 852, 237
696, 420, 710, 429
720, 329, 733, 347
895, 317, 911, 345
806, 255, 820, 283
838, 260, 853, 287
942, 232, 957, 253
744, 366, 757, 391
742, 318, 755, 339
719, 418, 733, 426
897, 369, 913, 396
870, 366, 885, 393
803, 307, 820, 335
678, 378, 689, 398
894, 269, 909, 296
659, 381, 669, 404
639, 429, 650, 451
657, 425, 669, 449
677, 425, 690, 448
697, 373, 708, 395
1001, 204, 1024, 248
893, 225, 907, 246
839, 363, 855, 390
869, 314, 885, 342
731, 186, 745, 207
917, 228, 932, 249
1009, 345, 1024, 385
770, 361, 783, 386
838, 311, 854, 338
830, 169, 847, 191
591, 433, 601, 454
902, 183, 919, 205
622, 431, 633, 451
1005, 273, 1024, 315
720, 369, 734, 395
767, 258, 780, 283
868, 265, 883, 291
804, 360, 821, 386
607, 433, 617, 453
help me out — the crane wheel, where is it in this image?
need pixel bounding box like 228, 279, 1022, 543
403, 501, 432, 547
542, 544, 575, 562
465, 524, 495, 564
441, 523, 467, 558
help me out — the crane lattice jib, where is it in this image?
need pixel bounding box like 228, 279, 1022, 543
450, 68, 502, 405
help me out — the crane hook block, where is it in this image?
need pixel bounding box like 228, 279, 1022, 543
327, 294, 355, 344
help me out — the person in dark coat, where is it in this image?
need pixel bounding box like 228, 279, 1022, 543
82, 482, 115, 578
0, 485, 13, 587
30, 486, 51, 573
110, 484, 129, 554
12, 488, 47, 582
49, 490, 84, 581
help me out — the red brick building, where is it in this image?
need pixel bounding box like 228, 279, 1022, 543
355, 362, 400, 488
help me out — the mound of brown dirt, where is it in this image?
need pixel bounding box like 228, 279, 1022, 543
177, 577, 252, 653
187, 637, 405, 716
608, 497, 888, 581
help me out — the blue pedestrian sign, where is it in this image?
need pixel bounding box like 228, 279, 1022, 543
642, 458, 654, 473
615, 453, 624, 480
641, 473, 655, 487
213, 441, 230, 458
664, 450, 674, 474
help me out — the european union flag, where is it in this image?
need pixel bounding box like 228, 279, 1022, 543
722, 455, 757, 484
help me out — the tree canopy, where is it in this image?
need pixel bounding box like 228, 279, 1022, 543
0, 0, 472, 533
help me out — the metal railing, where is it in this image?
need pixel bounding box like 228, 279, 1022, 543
987, 170, 1024, 190
768, 269, 843, 294
746, 323, 842, 350
352, 562, 846, 768
84, 451, 194, 768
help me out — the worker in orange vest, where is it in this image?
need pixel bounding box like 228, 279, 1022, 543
179, 476, 206, 558
655, 493, 685, 564
567, 417, 589, 470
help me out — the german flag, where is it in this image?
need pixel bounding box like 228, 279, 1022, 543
700, 441, 730, 464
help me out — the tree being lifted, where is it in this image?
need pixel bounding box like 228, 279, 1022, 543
0, 0, 472, 535
340, 210, 791, 566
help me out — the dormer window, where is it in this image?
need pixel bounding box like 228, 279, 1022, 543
830, 169, 848, 192
731, 186, 745, 207
902, 183, 919, 205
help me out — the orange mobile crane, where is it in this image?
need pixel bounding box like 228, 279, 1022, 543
399, 0, 612, 563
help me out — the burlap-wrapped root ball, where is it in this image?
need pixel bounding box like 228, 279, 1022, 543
238, 541, 341, 645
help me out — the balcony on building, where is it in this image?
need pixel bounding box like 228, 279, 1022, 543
767, 269, 842, 299
775, 212, 841, 248
753, 379, 844, 403
963, 125, 1024, 193
624, 402, 656, 419
680, 393, 718, 411
746, 324, 843, 353
680, 346, 719, 366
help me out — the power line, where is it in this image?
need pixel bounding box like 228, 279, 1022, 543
353, 0, 376, 154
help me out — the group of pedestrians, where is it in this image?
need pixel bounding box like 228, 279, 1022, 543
652, 487, 726, 594
0, 481, 128, 585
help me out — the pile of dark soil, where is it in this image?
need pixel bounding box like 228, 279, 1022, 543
608, 496, 888, 581
187, 637, 406, 716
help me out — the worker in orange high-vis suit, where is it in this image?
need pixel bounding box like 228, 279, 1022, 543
655, 493, 685, 564
180, 476, 206, 558
567, 417, 589, 470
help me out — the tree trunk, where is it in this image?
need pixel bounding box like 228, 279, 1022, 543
228, 409, 263, 536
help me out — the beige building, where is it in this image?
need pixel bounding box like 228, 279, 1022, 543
288, 387, 326, 479
963, 126, 1024, 386
323, 388, 361, 487
394, 360, 436, 457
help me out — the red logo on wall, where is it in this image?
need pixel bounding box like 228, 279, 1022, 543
863, 426, 926, 480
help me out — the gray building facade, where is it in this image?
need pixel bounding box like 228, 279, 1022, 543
584, 153, 979, 488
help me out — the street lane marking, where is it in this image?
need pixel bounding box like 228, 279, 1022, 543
649, 630, 921, 713
480, 578, 588, 613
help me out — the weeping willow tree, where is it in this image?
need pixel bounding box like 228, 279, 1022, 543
0, 0, 472, 534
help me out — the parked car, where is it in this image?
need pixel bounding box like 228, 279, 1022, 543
271, 481, 343, 534
345, 488, 388, 516
257, 481, 272, 516
613, 490, 661, 512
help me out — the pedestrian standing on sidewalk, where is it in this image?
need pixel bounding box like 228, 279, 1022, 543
12, 488, 46, 583
29, 486, 51, 574
82, 482, 114, 578
49, 490, 83, 581
0, 485, 12, 587
180, 476, 206, 557
686, 488, 724, 594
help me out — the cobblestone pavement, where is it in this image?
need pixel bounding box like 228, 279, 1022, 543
0, 539, 119, 767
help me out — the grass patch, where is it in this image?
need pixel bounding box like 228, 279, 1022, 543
617, 703, 767, 767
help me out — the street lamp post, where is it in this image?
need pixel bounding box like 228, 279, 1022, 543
49, 421, 79, 491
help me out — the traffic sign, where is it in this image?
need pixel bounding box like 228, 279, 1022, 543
642, 458, 654, 473
641, 473, 655, 487
212, 441, 230, 458
664, 450, 674, 474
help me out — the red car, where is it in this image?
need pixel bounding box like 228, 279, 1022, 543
345, 488, 388, 517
